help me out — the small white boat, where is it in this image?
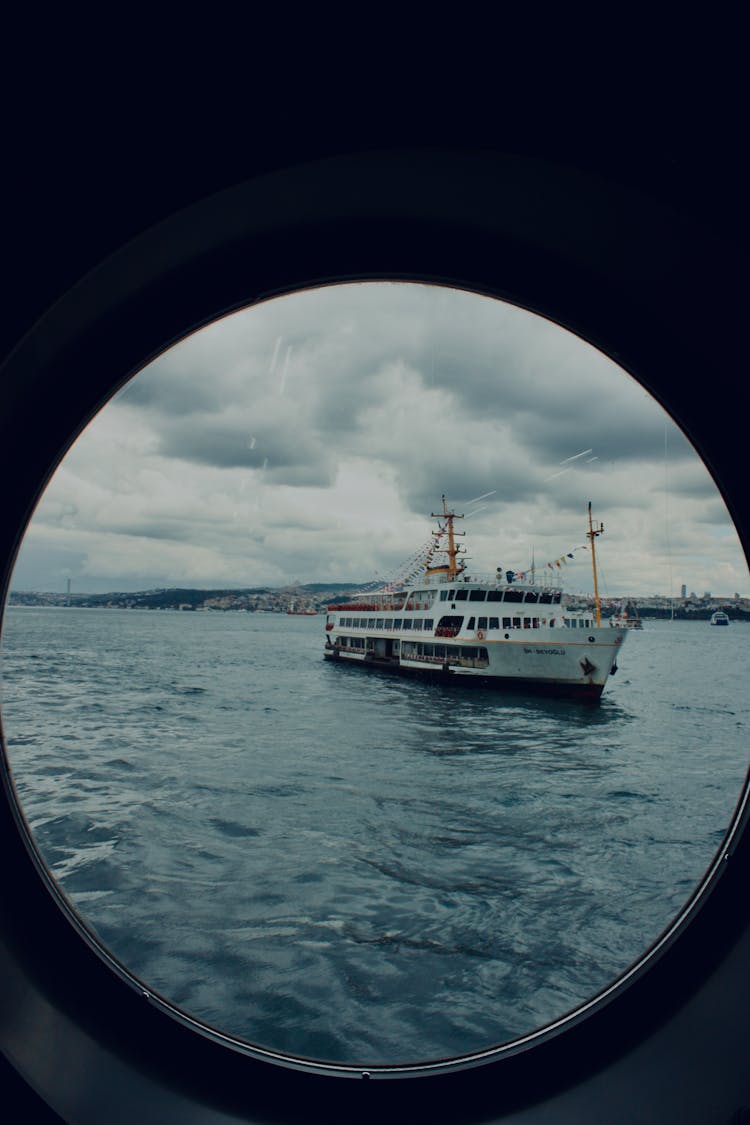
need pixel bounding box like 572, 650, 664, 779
610, 601, 643, 630
324, 498, 627, 700
287, 597, 317, 616
710, 610, 730, 626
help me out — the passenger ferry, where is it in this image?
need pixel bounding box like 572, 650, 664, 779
609, 600, 643, 629
710, 610, 730, 626
324, 498, 627, 700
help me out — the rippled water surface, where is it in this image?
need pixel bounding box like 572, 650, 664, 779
1, 608, 748, 1063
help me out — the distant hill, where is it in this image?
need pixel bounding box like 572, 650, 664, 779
7, 583, 363, 611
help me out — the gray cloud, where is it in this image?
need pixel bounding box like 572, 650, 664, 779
10, 283, 747, 596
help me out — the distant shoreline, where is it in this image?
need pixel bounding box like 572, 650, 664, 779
6, 587, 749, 622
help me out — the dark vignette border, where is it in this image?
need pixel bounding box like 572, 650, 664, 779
1, 148, 748, 1123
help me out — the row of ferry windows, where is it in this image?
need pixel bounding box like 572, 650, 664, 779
402, 641, 489, 663
334, 589, 563, 615
338, 618, 435, 631
337, 636, 489, 661
438, 589, 562, 604
336, 615, 593, 631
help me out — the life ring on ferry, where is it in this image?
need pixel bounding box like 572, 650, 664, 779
477, 629, 485, 640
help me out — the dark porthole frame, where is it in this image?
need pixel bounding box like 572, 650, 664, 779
1, 148, 749, 1123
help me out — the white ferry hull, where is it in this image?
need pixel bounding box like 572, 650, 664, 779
324, 626, 625, 700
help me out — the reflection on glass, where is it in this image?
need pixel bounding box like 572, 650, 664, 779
1, 283, 748, 1064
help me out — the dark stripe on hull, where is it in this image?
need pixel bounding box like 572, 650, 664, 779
323, 651, 604, 700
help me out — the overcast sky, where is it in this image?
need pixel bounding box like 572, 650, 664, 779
10, 283, 748, 598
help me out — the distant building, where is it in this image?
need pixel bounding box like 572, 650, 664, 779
680, 584, 687, 598
703, 591, 711, 600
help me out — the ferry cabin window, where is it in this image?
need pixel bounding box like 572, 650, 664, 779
384, 620, 393, 630
368, 618, 376, 628
403, 620, 412, 630
376, 619, 384, 629
394, 618, 402, 628
489, 617, 499, 629
469, 590, 486, 601
524, 592, 539, 603
504, 589, 524, 603
455, 589, 469, 600
478, 617, 488, 630
424, 618, 434, 630
487, 590, 502, 601
467, 617, 476, 630
513, 617, 521, 628
439, 590, 449, 600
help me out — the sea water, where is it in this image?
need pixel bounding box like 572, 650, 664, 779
1, 607, 748, 1065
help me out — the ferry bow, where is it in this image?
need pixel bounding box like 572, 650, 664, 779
323, 497, 627, 700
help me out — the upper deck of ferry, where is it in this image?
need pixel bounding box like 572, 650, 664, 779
328, 576, 563, 615
327, 494, 603, 624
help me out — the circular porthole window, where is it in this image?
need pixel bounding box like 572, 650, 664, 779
2, 280, 748, 1067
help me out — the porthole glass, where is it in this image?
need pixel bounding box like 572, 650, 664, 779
1, 282, 748, 1065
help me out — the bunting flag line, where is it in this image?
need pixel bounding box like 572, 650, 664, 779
356, 534, 438, 594
543, 543, 588, 571
359, 534, 591, 595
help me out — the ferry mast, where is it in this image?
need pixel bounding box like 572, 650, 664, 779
587, 501, 604, 626
430, 494, 465, 579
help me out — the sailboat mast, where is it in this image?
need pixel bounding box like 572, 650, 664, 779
431, 494, 464, 579
587, 501, 604, 626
